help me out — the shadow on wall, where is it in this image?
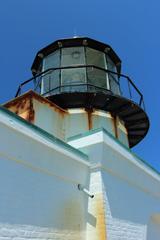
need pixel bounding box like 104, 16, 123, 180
147, 214, 160, 240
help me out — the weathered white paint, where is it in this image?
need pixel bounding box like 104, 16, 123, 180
69, 129, 160, 240
0, 105, 160, 240
4, 92, 129, 147
33, 97, 129, 146
0, 107, 89, 240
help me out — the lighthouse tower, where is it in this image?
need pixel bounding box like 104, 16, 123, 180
2, 38, 160, 240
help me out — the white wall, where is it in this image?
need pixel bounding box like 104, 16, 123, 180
32, 97, 129, 147
102, 169, 159, 240
0, 108, 90, 240
1, 106, 160, 240
69, 129, 160, 240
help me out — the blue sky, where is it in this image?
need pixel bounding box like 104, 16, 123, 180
0, 0, 160, 171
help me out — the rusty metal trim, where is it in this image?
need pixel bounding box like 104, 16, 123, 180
4, 90, 68, 114
0, 105, 88, 161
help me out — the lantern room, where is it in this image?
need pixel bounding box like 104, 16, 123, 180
31, 37, 121, 98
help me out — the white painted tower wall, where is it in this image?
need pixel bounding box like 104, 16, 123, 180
0, 97, 160, 240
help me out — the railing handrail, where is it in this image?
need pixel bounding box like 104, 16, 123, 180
15, 64, 145, 110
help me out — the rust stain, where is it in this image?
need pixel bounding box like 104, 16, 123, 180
20, 98, 27, 109
4, 93, 36, 123
111, 113, 118, 139
4, 90, 67, 115
4, 90, 68, 123
29, 90, 68, 116
5, 97, 30, 120
85, 108, 93, 130
4, 92, 30, 109
32, 92, 68, 121
95, 194, 107, 240
52, 105, 68, 118
16, 100, 22, 109
26, 98, 35, 123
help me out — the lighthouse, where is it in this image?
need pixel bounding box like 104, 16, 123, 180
1, 37, 160, 240
14, 37, 149, 147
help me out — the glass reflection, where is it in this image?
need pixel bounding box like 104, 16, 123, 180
106, 56, 120, 95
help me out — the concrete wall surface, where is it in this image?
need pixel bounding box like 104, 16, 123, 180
69, 129, 160, 240
0, 107, 90, 240
0, 105, 160, 240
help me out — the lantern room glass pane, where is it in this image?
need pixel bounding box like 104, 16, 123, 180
61, 47, 85, 66
43, 50, 60, 69
42, 70, 60, 95
86, 48, 108, 90
106, 56, 118, 80
106, 55, 121, 95
41, 50, 60, 94
61, 47, 86, 92
87, 67, 107, 89
61, 68, 86, 92
86, 47, 106, 69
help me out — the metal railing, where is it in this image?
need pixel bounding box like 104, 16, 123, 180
15, 65, 145, 110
